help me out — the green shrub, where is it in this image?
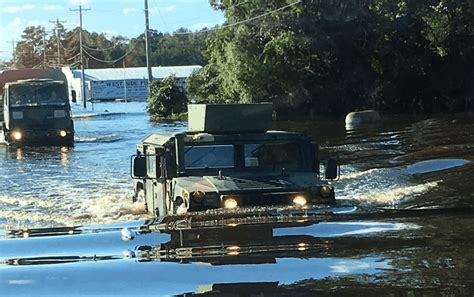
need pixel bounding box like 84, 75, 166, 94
147, 75, 187, 119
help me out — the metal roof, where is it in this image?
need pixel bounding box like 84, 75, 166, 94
9, 79, 64, 86
72, 65, 201, 81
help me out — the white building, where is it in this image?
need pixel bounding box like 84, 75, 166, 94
67, 65, 201, 102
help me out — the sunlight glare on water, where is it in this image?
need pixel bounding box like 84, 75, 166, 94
0, 102, 180, 228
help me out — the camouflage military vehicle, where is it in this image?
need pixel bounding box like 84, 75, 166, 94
132, 104, 337, 216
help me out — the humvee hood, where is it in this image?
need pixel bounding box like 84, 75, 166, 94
174, 174, 318, 194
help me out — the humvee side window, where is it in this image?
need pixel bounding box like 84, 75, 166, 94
184, 145, 234, 169
0, 95, 3, 121
147, 155, 161, 178
244, 143, 303, 171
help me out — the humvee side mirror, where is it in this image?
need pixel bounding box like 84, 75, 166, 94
325, 159, 338, 180
132, 155, 147, 178
71, 90, 77, 103
312, 143, 320, 174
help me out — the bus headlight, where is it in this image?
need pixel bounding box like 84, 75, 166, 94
12, 131, 22, 141
223, 197, 238, 209
292, 195, 308, 207
59, 130, 67, 137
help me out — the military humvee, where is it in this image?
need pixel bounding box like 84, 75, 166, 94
132, 104, 337, 216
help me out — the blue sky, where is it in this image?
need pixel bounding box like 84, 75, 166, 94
0, 0, 225, 62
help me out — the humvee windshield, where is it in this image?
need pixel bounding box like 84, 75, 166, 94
244, 143, 302, 171
184, 142, 303, 171
10, 83, 67, 107
185, 145, 234, 169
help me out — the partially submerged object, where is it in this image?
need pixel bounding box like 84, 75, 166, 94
345, 110, 380, 129
132, 103, 338, 216
0, 69, 74, 146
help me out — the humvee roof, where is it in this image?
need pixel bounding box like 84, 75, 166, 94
142, 131, 311, 147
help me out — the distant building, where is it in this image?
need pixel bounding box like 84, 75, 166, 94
68, 65, 201, 102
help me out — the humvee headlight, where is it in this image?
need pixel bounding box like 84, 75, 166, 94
192, 191, 205, 203
223, 197, 238, 209
320, 185, 332, 197
292, 195, 308, 207
227, 245, 240, 255
59, 130, 67, 137
12, 131, 22, 141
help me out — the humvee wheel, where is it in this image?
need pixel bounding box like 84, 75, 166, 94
173, 197, 188, 215
133, 188, 144, 203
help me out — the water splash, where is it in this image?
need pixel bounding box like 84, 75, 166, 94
0, 192, 149, 228
354, 181, 440, 206
335, 164, 440, 207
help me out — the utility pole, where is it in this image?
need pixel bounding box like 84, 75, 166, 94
42, 33, 46, 68
8, 39, 15, 67
49, 18, 67, 69
144, 0, 153, 95
123, 59, 128, 102
70, 5, 91, 108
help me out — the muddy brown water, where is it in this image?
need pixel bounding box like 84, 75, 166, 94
0, 103, 473, 296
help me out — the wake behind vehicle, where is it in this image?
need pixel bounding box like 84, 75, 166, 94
132, 103, 338, 216
0, 69, 74, 146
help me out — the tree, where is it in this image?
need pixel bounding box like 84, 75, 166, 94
186, 0, 474, 116
147, 75, 187, 119
15, 26, 46, 69
10, 26, 208, 70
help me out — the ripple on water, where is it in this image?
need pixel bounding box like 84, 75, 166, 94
75, 134, 123, 143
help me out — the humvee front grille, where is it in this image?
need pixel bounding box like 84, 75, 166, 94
223, 192, 304, 207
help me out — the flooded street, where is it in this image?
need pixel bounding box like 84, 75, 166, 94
0, 102, 186, 226
1, 103, 473, 295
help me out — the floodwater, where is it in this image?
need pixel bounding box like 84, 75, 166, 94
0, 102, 473, 296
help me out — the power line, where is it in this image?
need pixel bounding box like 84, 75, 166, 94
49, 18, 67, 69
82, 41, 128, 52
156, 7, 171, 34
173, 0, 302, 35
66, 52, 81, 62
82, 43, 136, 64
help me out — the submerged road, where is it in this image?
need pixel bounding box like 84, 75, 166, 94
1, 103, 473, 295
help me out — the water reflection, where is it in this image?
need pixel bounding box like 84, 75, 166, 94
15, 148, 23, 160
3, 212, 472, 296
1, 216, 399, 296
60, 146, 69, 167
